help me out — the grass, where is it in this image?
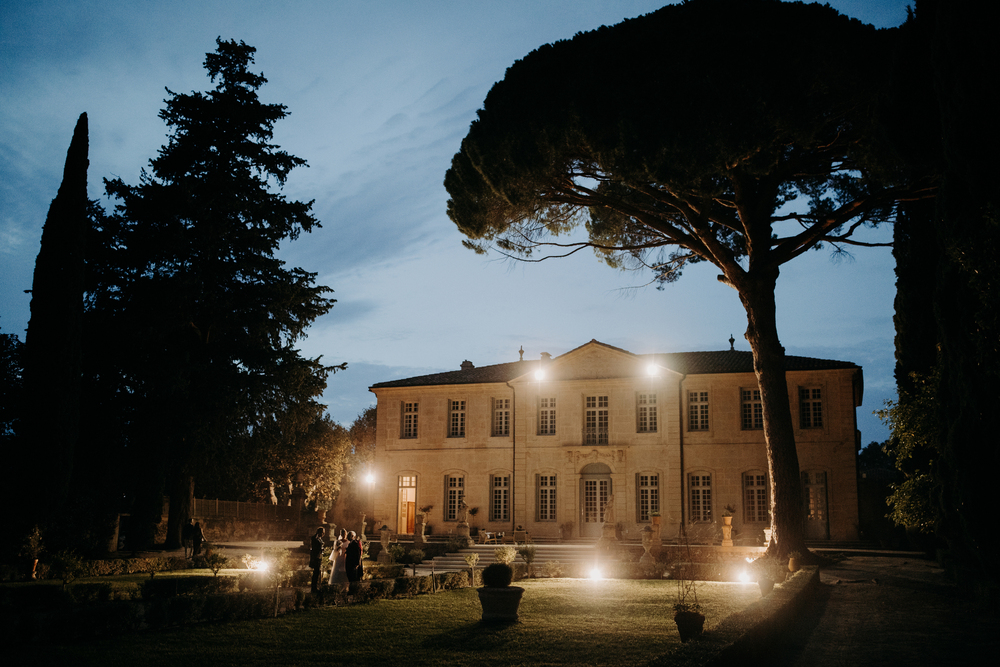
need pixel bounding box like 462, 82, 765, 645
7, 578, 763, 666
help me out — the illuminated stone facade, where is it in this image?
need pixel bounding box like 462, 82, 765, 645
370, 340, 862, 542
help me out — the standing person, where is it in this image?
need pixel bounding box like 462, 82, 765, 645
309, 527, 325, 593
328, 528, 348, 586
182, 519, 194, 558
192, 521, 204, 557
345, 531, 363, 583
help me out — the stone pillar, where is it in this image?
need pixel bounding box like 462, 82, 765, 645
639, 526, 655, 565
721, 516, 734, 547
378, 525, 392, 564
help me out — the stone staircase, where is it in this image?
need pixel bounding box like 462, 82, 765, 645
423, 541, 604, 573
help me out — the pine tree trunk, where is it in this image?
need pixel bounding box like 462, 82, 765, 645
738, 272, 807, 559
165, 472, 194, 549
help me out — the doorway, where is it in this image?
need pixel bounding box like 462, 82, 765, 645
801, 470, 830, 540
397, 475, 416, 534
579, 463, 612, 538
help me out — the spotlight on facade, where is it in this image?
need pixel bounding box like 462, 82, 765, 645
647, 364, 658, 376
535, 369, 545, 381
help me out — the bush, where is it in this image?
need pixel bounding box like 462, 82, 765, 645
482, 563, 513, 587
446, 536, 467, 552
407, 549, 425, 565
494, 546, 516, 565
387, 544, 406, 564
544, 561, 564, 578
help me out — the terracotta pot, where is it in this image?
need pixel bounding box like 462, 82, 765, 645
788, 557, 800, 572
674, 610, 706, 642
723, 516, 733, 526
758, 577, 775, 596
478, 586, 525, 622
651, 515, 662, 526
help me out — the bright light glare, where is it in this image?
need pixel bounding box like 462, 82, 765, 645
535, 369, 545, 381
647, 364, 658, 376
366, 473, 375, 485
589, 567, 603, 580
257, 562, 270, 572
738, 570, 751, 583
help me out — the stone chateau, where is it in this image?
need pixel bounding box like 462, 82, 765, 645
369, 339, 862, 543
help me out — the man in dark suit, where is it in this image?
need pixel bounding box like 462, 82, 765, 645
345, 531, 363, 583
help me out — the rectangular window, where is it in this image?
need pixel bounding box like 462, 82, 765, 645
743, 472, 769, 523
637, 393, 658, 433
689, 474, 712, 522
799, 387, 823, 428
688, 391, 709, 431
449, 400, 466, 437
740, 388, 763, 430
637, 474, 659, 521
402, 402, 419, 438
445, 475, 464, 521
492, 398, 510, 437
539, 397, 556, 435
491, 474, 510, 522
585, 395, 609, 445
537, 474, 556, 521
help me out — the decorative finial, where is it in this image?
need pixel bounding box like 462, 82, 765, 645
729, 334, 735, 351
519, 346, 524, 361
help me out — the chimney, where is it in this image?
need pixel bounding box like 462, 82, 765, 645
460, 360, 475, 371
540, 352, 551, 361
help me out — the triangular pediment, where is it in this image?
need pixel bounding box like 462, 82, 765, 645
509, 339, 681, 384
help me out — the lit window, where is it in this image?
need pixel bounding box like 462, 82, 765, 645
637, 393, 657, 433
740, 388, 763, 430
688, 391, 709, 431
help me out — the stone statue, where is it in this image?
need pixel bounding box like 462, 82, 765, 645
603, 493, 615, 524
457, 497, 469, 524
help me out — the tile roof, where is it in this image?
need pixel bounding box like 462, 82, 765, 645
370, 343, 859, 389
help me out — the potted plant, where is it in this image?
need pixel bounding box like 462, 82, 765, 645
787, 550, 802, 573
747, 556, 777, 596
650, 511, 662, 527
477, 562, 524, 622
673, 567, 704, 642
721, 504, 737, 526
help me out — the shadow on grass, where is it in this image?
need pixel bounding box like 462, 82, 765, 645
420, 618, 522, 653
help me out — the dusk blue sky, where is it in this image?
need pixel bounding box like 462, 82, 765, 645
1, 1, 913, 444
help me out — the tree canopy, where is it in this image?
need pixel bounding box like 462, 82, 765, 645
446, 0, 937, 557
94, 39, 340, 547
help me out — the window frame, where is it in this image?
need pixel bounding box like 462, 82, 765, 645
444, 474, 465, 521
798, 386, 824, 429
585, 395, 609, 445
688, 390, 710, 431
636, 392, 658, 433
492, 397, 510, 437
538, 396, 557, 436
401, 401, 419, 439
490, 473, 510, 522
448, 399, 466, 438
740, 388, 763, 430
636, 472, 660, 522
742, 470, 770, 523
536, 473, 557, 521
688, 472, 713, 523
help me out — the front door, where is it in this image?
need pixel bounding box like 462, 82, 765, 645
579, 463, 612, 538
801, 470, 830, 540
398, 475, 416, 534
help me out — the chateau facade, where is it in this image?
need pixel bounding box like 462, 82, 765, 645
369, 340, 862, 542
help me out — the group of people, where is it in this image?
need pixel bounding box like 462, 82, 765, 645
182, 519, 204, 558
310, 527, 364, 592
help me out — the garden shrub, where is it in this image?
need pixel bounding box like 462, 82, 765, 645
493, 546, 516, 564
544, 561, 563, 578
482, 563, 513, 587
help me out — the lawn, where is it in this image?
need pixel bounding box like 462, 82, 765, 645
8, 578, 763, 666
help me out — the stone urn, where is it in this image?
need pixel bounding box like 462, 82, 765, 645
639, 526, 655, 565
478, 563, 524, 622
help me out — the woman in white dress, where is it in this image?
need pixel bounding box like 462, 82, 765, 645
328, 528, 349, 587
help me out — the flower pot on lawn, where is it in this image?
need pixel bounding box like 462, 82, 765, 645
674, 610, 705, 642
478, 563, 524, 622
758, 577, 775, 596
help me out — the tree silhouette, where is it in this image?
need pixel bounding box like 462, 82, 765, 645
446, 0, 936, 557
98, 39, 339, 548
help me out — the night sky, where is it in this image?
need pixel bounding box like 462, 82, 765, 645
0, 1, 913, 442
